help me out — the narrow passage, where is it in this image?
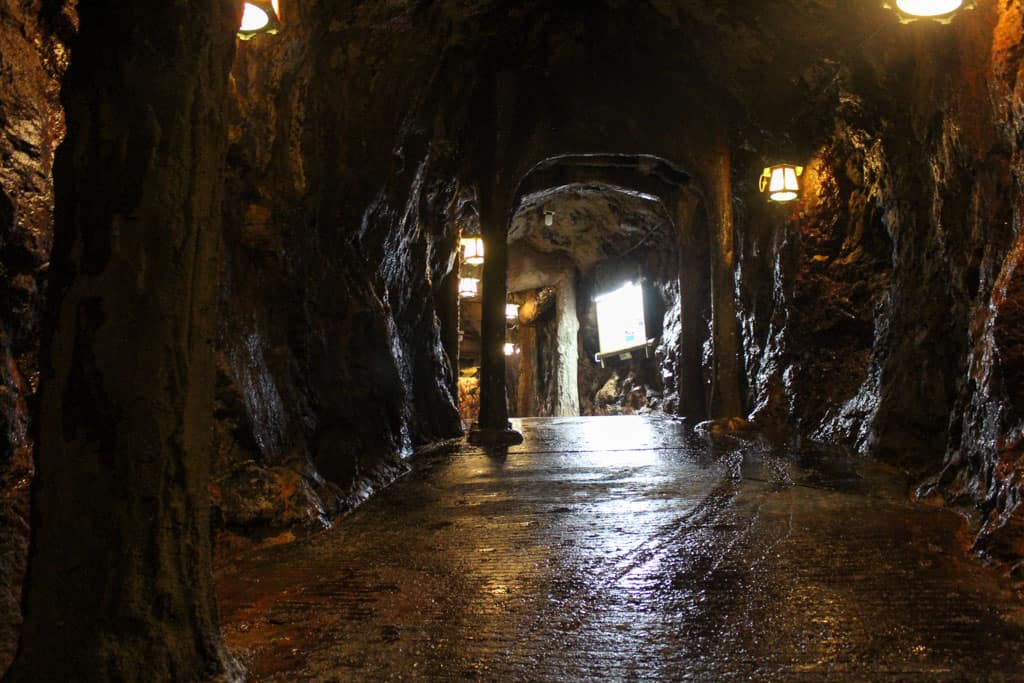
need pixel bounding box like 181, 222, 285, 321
217, 416, 1024, 680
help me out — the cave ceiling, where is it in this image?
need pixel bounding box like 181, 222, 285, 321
426, 0, 898, 139
509, 183, 672, 272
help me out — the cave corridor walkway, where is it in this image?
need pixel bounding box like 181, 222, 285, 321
217, 416, 1024, 680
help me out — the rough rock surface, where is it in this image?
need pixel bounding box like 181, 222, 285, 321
8, 1, 242, 679
0, 0, 71, 673
5, 1, 1024, 674
736, 4, 1024, 565
458, 376, 480, 427
511, 184, 673, 271
214, 3, 464, 547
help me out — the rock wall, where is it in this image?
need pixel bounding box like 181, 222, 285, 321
9, 1, 241, 678
0, 0, 71, 672
4, 3, 1024, 672
737, 4, 1024, 567
212, 2, 464, 547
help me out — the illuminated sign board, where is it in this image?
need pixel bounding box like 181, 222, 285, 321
595, 282, 647, 356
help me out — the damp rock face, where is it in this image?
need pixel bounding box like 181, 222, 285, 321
213, 3, 464, 545
0, 0, 71, 673
736, 4, 1024, 565
5, 3, 1024, 678
7, 1, 244, 679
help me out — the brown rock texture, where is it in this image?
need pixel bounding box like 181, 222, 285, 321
0, 0, 71, 673
7, 2, 241, 680
5, 1, 1024, 674
458, 376, 480, 426
212, 1, 464, 545
736, 3, 1024, 566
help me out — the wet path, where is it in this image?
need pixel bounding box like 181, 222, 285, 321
216, 416, 1024, 680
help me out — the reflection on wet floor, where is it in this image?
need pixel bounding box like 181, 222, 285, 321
217, 416, 1024, 681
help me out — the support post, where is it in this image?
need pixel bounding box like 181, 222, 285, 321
676, 195, 710, 420
517, 324, 538, 417
472, 189, 523, 445
707, 131, 744, 418
553, 269, 580, 417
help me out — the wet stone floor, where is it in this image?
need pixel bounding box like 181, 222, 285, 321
217, 416, 1024, 681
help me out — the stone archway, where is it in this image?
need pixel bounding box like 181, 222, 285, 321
487, 153, 717, 424
507, 182, 677, 417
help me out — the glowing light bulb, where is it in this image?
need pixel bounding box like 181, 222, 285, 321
238, 1, 282, 39
895, 0, 962, 17
458, 278, 479, 298
240, 4, 270, 31
505, 303, 520, 321
461, 237, 484, 265
760, 164, 803, 203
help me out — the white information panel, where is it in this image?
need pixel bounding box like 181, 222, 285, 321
595, 282, 647, 355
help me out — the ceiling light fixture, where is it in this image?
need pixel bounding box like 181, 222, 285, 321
759, 164, 803, 203
458, 277, 479, 299
238, 0, 281, 39
886, 0, 972, 23
461, 237, 484, 265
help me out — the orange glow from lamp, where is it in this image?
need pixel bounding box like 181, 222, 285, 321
458, 277, 479, 298
885, 0, 972, 23
461, 237, 484, 265
759, 164, 803, 203
238, 0, 281, 39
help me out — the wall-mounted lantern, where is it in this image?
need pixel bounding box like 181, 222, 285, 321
885, 0, 972, 23
503, 343, 520, 356
238, 1, 281, 39
759, 164, 803, 203
505, 303, 520, 321
544, 211, 555, 227
461, 237, 484, 265
458, 277, 479, 298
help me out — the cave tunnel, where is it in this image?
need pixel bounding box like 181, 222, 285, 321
3, 0, 1024, 680
456, 154, 713, 425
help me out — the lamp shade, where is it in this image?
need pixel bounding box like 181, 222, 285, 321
238, 0, 281, 39
759, 164, 803, 202
461, 237, 484, 265
458, 277, 479, 298
897, 0, 961, 14
505, 303, 520, 321
887, 0, 970, 22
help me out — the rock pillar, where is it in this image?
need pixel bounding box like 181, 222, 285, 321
676, 195, 710, 420
8, 2, 241, 680
554, 270, 580, 416
707, 131, 743, 418
477, 189, 512, 432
